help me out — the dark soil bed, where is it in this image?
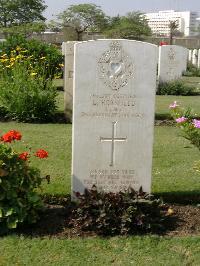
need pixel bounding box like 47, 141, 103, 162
16, 204, 200, 238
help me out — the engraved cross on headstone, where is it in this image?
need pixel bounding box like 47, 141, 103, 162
100, 122, 127, 167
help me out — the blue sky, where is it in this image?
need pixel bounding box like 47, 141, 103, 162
44, 0, 200, 20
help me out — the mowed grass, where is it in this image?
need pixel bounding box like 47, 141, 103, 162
0, 122, 200, 196
156, 95, 200, 119
0, 236, 200, 266
1, 92, 200, 265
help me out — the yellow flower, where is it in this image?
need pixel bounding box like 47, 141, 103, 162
59, 63, 64, 67
40, 56, 46, 60
16, 46, 22, 51
54, 75, 61, 79
30, 72, 37, 76
167, 208, 174, 215
0, 58, 9, 63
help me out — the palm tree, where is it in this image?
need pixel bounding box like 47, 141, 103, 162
169, 20, 179, 45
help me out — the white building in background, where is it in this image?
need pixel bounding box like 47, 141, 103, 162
145, 10, 200, 37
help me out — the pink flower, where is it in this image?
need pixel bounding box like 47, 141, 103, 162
176, 117, 187, 123
193, 119, 200, 128
169, 101, 179, 109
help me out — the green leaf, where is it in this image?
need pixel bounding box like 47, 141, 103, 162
7, 218, 18, 229
5, 208, 13, 217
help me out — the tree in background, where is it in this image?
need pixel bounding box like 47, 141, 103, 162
104, 12, 151, 40
0, 0, 47, 36
53, 3, 109, 41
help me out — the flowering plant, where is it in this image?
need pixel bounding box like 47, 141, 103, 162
0, 129, 48, 234
169, 101, 200, 173
0, 50, 57, 122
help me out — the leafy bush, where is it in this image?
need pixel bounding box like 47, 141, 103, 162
0, 35, 63, 79
183, 62, 200, 77
0, 55, 57, 122
0, 130, 48, 235
170, 101, 200, 151
170, 101, 200, 172
70, 186, 169, 236
157, 80, 196, 96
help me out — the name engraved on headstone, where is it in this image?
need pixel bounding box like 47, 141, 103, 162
80, 93, 143, 119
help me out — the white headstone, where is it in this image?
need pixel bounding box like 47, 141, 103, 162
62, 41, 77, 121
72, 40, 158, 195
192, 49, 198, 66
197, 49, 200, 69
188, 50, 192, 62
158, 45, 188, 83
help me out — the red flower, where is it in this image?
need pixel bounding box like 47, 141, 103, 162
159, 41, 168, 46
1, 132, 13, 143
19, 152, 29, 161
10, 130, 22, 141
1, 130, 22, 143
35, 149, 48, 159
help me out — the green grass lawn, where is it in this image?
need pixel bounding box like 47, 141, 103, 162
1, 122, 200, 197
155, 95, 200, 119
1, 236, 200, 266
181, 76, 200, 87
1, 93, 200, 265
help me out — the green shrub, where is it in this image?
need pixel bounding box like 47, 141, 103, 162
0, 130, 45, 235
70, 186, 169, 236
0, 35, 63, 79
183, 62, 200, 77
0, 60, 57, 122
157, 80, 196, 96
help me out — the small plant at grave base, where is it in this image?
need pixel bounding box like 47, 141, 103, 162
0, 130, 49, 235
169, 101, 200, 172
69, 186, 170, 236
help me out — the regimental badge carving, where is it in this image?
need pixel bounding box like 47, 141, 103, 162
168, 48, 175, 61
98, 41, 134, 91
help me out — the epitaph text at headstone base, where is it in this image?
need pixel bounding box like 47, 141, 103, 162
62, 41, 77, 121
72, 40, 158, 195
158, 45, 188, 83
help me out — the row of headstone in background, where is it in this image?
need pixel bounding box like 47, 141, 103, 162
62, 42, 188, 117
158, 45, 188, 83
188, 49, 200, 68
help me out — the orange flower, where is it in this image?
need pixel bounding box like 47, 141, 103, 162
35, 149, 48, 159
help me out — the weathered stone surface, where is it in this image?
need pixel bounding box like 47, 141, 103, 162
158, 45, 188, 83
72, 40, 158, 194
62, 41, 76, 121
